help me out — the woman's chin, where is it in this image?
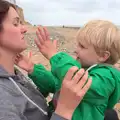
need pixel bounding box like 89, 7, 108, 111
17, 44, 27, 53
22, 41, 28, 49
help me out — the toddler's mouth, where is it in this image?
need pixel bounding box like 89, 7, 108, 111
76, 56, 80, 61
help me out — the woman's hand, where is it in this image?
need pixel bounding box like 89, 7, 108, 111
15, 53, 34, 74
55, 67, 92, 120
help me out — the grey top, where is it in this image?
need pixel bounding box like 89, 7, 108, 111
0, 66, 67, 120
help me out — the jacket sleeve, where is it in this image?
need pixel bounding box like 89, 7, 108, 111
28, 64, 61, 97
50, 113, 68, 120
50, 52, 81, 81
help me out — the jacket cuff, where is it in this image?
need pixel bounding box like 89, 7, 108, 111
50, 52, 68, 65
28, 64, 43, 78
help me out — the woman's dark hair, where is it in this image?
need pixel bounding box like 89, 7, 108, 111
0, 0, 16, 31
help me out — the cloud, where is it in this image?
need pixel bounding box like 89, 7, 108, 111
15, 0, 120, 26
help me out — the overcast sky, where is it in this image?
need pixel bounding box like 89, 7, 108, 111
13, 0, 120, 26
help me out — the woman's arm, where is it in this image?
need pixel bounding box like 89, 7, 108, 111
15, 54, 61, 97
51, 67, 92, 120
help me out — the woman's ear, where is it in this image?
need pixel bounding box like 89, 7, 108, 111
98, 51, 110, 62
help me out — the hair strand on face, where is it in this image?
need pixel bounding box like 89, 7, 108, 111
0, 0, 16, 31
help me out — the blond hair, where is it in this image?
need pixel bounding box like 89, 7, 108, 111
76, 20, 120, 64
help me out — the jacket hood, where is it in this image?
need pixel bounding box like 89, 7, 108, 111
0, 65, 14, 78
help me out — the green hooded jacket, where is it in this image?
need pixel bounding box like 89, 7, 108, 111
28, 52, 120, 120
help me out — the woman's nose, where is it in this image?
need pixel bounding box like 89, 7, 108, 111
21, 25, 27, 34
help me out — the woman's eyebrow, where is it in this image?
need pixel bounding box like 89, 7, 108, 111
13, 17, 20, 21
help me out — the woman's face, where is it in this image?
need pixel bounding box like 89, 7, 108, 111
0, 7, 27, 54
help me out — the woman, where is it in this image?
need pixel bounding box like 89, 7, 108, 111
0, 0, 92, 120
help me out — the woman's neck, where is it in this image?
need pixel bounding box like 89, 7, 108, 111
0, 50, 15, 75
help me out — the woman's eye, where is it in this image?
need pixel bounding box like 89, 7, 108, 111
20, 21, 24, 25
14, 23, 19, 26
14, 24, 18, 26
81, 45, 84, 48
13, 20, 20, 27
79, 43, 84, 48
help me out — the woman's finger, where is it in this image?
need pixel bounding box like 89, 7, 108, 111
72, 69, 85, 84
14, 59, 18, 63
15, 56, 19, 61
38, 27, 46, 41
76, 71, 88, 90
53, 40, 57, 48
36, 31, 44, 45
15, 54, 22, 61
28, 51, 32, 59
34, 38, 42, 49
79, 78, 92, 97
64, 67, 78, 82
14, 57, 20, 64
16, 54, 21, 58
43, 27, 50, 40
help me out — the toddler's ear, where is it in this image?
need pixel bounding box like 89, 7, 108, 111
99, 51, 110, 62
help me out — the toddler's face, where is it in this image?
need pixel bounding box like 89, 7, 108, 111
75, 42, 100, 67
